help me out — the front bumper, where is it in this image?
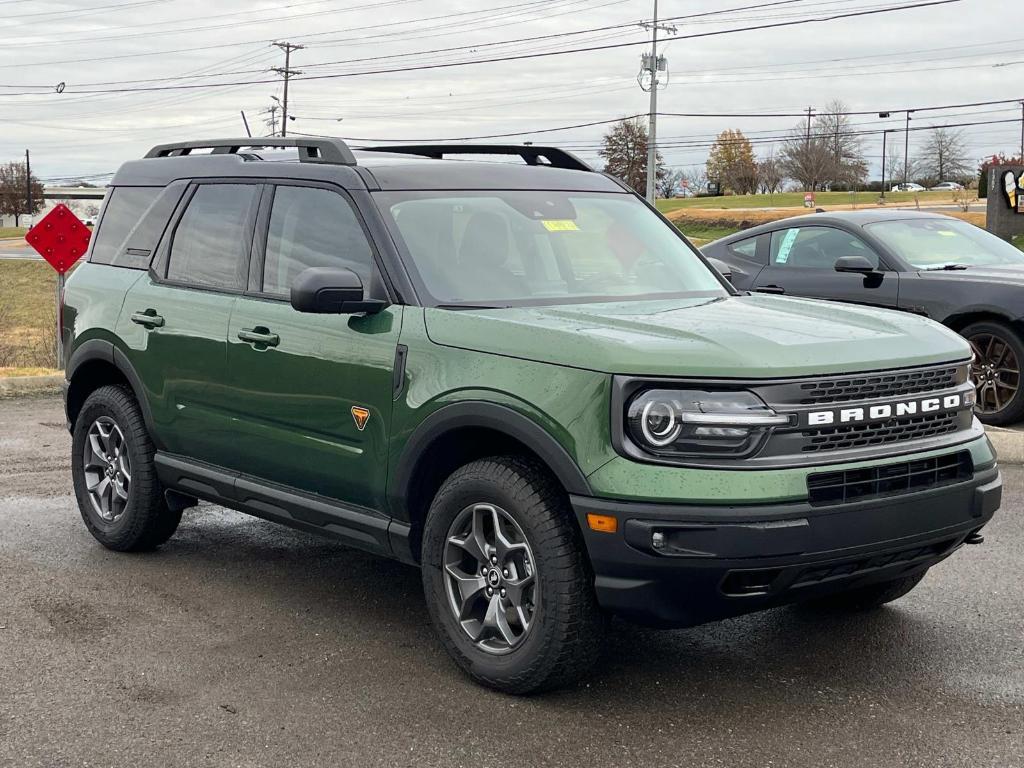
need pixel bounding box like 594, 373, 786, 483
571, 465, 1001, 627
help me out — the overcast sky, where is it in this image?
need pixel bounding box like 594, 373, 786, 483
2, 0, 1020, 183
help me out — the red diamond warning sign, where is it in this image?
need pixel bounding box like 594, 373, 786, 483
25, 204, 92, 274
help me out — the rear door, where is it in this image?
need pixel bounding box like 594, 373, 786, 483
223, 182, 402, 511
752, 224, 899, 308
117, 181, 262, 464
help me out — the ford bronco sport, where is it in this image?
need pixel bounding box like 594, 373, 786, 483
62, 138, 1001, 694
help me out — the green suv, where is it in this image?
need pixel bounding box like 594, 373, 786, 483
62, 138, 1001, 693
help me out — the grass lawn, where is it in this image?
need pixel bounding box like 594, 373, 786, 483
657, 190, 957, 213
0, 227, 27, 239
1015, 235, 1024, 252
0, 260, 62, 369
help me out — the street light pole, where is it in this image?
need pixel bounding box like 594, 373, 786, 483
903, 110, 914, 186
881, 130, 888, 200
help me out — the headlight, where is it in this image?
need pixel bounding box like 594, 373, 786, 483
626, 389, 791, 458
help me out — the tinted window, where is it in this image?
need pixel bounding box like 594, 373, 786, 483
167, 184, 258, 290
263, 186, 374, 296
769, 226, 879, 269
90, 186, 161, 268
728, 235, 760, 261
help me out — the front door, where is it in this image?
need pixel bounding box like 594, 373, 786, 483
117, 182, 262, 465
224, 183, 402, 512
752, 225, 900, 308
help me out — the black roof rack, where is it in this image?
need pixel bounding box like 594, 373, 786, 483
360, 144, 592, 172
144, 137, 356, 165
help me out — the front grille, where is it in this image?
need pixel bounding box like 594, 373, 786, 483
796, 365, 960, 405
801, 412, 961, 453
806, 450, 972, 506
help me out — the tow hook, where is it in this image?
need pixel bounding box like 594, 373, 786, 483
964, 532, 985, 545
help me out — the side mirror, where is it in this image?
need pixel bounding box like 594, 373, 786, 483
290, 267, 387, 314
834, 255, 878, 275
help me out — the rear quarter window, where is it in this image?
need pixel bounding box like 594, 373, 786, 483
89, 186, 162, 268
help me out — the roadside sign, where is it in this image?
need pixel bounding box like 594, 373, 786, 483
25, 204, 91, 274
803, 192, 815, 208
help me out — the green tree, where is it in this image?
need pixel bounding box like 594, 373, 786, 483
0, 162, 44, 226
706, 129, 758, 194
599, 117, 665, 195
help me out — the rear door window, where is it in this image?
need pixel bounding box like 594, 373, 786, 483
89, 187, 161, 268
727, 235, 763, 262
166, 184, 259, 291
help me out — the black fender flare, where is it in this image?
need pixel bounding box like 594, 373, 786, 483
388, 401, 592, 519
65, 339, 160, 447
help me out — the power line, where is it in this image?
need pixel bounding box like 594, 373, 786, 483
32, 0, 961, 97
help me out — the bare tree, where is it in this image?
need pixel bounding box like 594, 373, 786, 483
816, 100, 868, 188
682, 166, 708, 196
779, 126, 833, 191
916, 127, 972, 186
657, 168, 684, 199
0, 161, 44, 227
758, 148, 784, 193
599, 117, 665, 195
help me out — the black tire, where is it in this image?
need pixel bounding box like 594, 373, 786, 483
962, 320, 1024, 426
71, 385, 182, 552
421, 456, 605, 694
800, 569, 928, 612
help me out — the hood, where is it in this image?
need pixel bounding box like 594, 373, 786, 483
424, 294, 970, 378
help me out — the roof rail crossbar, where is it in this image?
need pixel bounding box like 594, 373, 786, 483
144, 137, 357, 165
361, 144, 592, 172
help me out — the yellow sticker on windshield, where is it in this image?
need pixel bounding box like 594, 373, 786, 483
542, 219, 579, 232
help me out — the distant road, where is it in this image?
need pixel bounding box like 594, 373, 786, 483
0, 239, 41, 260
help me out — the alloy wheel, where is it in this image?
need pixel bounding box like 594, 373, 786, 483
443, 503, 538, 655
83, 416, 131, 522
969, 333, 1020, 415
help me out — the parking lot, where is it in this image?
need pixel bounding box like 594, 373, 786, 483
1, 394, 1022, 768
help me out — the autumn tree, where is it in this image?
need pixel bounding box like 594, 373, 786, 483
599, 117, 665, 195
656, 168, 684, 198
916, 127, 971, 186
705, 129, 758, 194
0, 162, 44, 226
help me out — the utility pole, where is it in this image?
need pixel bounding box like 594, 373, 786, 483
241, 110, 252, 138
272, 41, 304, 138
903, 110, 914, 186
638, 0, 676, 203
1019, 101, 1023, 161
805, 107, 815, 147
25, 149, 32, 221
264, 104, 279, 137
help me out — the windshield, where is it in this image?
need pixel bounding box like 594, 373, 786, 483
376, 190, 726, 306
865, 218, 1024, 270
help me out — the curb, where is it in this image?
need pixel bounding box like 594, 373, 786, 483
984, 426, 1024, 466
0, 374, 63, 397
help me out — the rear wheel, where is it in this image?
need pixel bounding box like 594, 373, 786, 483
421, 456, 604, 694
800, 569, 928, 612
71, 385, 181, 551
963, 320, 1024, 425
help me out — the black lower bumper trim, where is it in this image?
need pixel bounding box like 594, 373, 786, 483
570, 467, 1001, 627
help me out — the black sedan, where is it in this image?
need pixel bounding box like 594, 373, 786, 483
702, 210, 1024, 425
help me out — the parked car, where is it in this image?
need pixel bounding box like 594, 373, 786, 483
702, 210, 1024, 424
891, 182, 926, 192
930, 181, 964, 191
61, 139, 1000, 693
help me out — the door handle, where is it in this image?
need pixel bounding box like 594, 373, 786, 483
238, 327, 280, 347
754, 285, 786, 294
130, 310, 165, 328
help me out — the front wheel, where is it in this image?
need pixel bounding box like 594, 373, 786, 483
963, 320, 1024, 425
421, 456, 605, 694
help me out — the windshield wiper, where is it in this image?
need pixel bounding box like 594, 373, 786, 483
923, 264, 970, 271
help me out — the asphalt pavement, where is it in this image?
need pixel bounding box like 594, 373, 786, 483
1, 394, 1021, 768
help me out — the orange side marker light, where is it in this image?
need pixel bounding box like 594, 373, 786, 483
586, 513, 618, 534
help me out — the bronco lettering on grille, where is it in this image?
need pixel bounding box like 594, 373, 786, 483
806, 393, 965, 426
